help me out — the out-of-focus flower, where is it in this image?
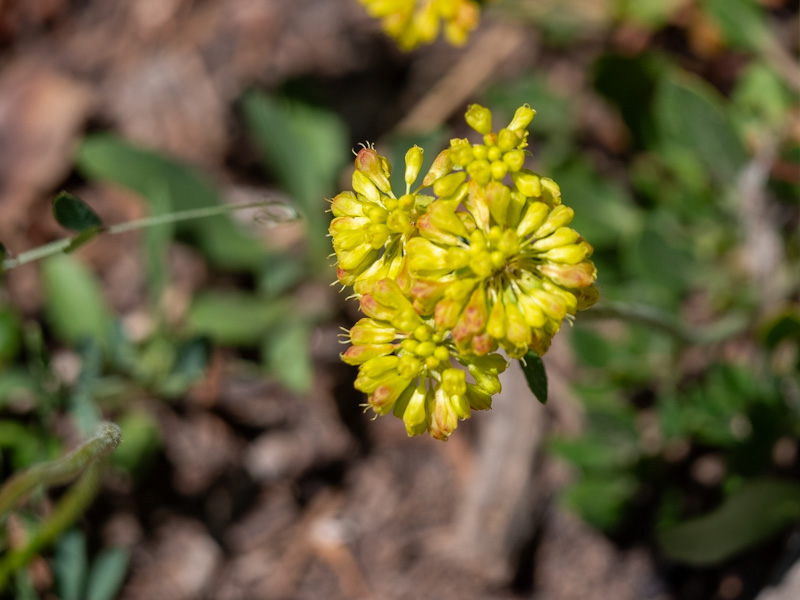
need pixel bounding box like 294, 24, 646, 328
341, 279, 507, 440
407, 104, 597, 358
329, 144, 452, 295
358, 0, 482, 50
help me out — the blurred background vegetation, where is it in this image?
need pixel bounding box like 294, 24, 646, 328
0, 0, 797, 599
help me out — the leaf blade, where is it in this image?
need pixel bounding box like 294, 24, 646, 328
520, 351, 548, 404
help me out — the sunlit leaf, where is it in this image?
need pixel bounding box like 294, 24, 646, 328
655, 72, 747, 182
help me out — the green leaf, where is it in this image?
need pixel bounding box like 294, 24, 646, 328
13, 570, 38, 600
262, 320, 313, 393
655, 72, 747, 183
52, 192, 103, 233
40, 254, 113, 347
85, 548, 129, 600
520, 352, 548, 404
77, 135, 264, 270
561, 475, 638, 531
657, 479, 800, 565
593, 53, 660, 149
552, 159, 642, 250
241, 91, 347, 262
760, 310, 800, 350
701, 0, 771, 51
0, 306, 22, 364
186, 291, 290, 346
111, 410, 161, 474
53, 530, 88, 600
69, 340, 102, 435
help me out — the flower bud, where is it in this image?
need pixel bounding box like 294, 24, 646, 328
349, 318, 397, 345
540, 177, 561, 205
355, 146, 392, 194
542, 242, 591, 265
538, 262, 596, 288
511, 169, 542, 198
330, 191, 364, 217
507, 104, 536, 131
465, 104, 493, 134
485, 181, 511, 226
533, 205, 574, 239
422, 149, 453, 187
404, 145, 424, 186
400, 384, 429, 436
503, 149, 526, 172
531, 227, 580, 252
516, 201, 549, 237
433, 171, 467, 199
341, 343, 395, 365
466, 159, 492, 186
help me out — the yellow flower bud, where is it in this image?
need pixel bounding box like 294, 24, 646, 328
533, 205, 574, 239
330, 191, 364, 217
485, 181, 511, 226
531, 227, 581, 252
422, 149, 453, 187
511, 169, 542, 198
516, 201, 549, 237
400, 384, 429, 436
341, 343, 396, 365
507, 104, 536, 131
355, 146, 393, 194
541, 177, 561, 205
433, 171, 467, 199
404, 145, 424, 186
465, 104, 493, 134
503, 149, 526, 172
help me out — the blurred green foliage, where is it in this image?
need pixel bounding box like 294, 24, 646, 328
490, 0, 800, 568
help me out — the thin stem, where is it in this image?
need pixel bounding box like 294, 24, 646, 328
1, 200, 298, 271
0, 423, 121, 520
582, 301, 749, 346
0, 464, 104, 590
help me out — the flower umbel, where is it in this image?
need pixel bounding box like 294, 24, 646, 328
331, 104, 598, 440
358, 0, 482, 50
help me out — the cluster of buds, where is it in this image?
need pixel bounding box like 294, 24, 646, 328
329, 104, 598, 440
357, 0, 482, 50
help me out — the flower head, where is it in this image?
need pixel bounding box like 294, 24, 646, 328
330, 104, 598, 439
358, 0, 482, 50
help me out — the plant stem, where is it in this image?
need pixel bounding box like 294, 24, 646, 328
0, 423, 121, 520
583, 302, 749, 346
0, 464, 104, 590
1, 200, 298, 271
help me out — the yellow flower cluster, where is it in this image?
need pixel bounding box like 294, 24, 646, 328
358, 0, 481, 50
330, 105, 598, 440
